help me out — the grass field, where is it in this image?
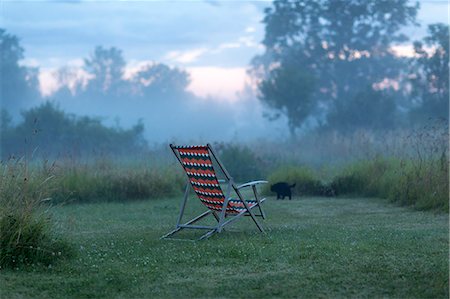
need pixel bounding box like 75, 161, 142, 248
1, 196, 448, 298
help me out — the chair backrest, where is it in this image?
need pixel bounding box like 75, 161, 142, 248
170, 144, 228, 212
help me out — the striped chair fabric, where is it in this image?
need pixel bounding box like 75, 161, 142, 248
174, 145, 257, 214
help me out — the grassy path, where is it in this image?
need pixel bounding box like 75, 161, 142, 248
1, 197, 448, 298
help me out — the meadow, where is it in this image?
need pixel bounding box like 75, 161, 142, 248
1, 195, 448, 298
0, 125, 448, 298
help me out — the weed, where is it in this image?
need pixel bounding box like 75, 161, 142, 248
0, 158, 73, 268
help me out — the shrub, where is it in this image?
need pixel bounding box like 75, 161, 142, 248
0, 212, 72, 268
330, 158, 391, 197
0, 158, 73, 268
263, 166, 325, 197
330, 156, 448, 211
213, 143, 265, 182
1, 102, 148, 159
388, 157, 448, 211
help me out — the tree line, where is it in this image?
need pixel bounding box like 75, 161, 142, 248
252, 0, 448, 135
0, 30, 193, 158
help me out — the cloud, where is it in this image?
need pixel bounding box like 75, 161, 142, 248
3, 1, 266, 68
245, 26, 256, 33
164, 48, 209, 64
217, 42, 241, 50
164, 35, 263, 65
34, 56, 250, 102
186, 66, 250, 102
36, 59, 92, 97
390, 44, 435, 57
39, 69, 60, 97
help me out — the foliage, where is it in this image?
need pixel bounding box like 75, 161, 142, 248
131, 63, 191, 98
326, 88, 398, 131
0, 102, 147, 159
331, 154, 448, 212
0, 28, 40, 114
213, 142, 265, 182
264, 165, 326, 196
252, 0, 418, 133
409, 23, 449, 122
53, 46, 193, 108
259, 63, 315, 134
330, 158, 393, 197
0, 158, 72, 268
83, 46, 127, 97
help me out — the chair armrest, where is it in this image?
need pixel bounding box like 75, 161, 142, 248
236, 180, 268, 189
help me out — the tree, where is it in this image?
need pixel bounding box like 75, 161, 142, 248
1, 102, 148, 158
83, 46, 127, 97
131, 63, 190, 99
259, 63, 315, 134
326, 87, 397, 131
252, 0, 418, 132
409, 23, 449, 122
0, 29, 40, 114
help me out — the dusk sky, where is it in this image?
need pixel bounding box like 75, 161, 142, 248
2, 0, 448, 102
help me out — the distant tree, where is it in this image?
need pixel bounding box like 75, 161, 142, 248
0, 29, 40, 114
0, 109, 12, 130
131, 63, 190, 99
259, 63, 315, 134
53, 66, 82, 99
326, 87, 397, 131
83, 46, 127, 98
409, 23, 449, 122
252, 0, 418, 133
1, 102, 147, 158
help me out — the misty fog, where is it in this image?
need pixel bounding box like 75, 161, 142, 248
0, 0, 448, 159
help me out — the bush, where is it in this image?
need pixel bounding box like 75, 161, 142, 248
0, 158, 73, 268
388, 157, 448, 211
263, 166, 325, 197
1, 102, 148, 159
213, 143, 265, 182
330, 158, 391, 197
330, 156, 448, 211
0, 212, 72, 268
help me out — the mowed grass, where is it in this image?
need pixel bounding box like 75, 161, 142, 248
1, 196, 448, 298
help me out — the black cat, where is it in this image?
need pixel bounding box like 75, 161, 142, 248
270, 182, 296, 200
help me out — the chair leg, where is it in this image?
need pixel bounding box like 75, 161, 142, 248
252, 185, 266, 219
241, 201, 264, 233
161, 210, 214, 240
198, 229, 217, 240
234, 189, 265, 233
160, 227, 183, 239
212, 211, 220, 222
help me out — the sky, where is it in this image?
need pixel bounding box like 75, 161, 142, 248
2, 0, 447, 101
1, 1, 268, 101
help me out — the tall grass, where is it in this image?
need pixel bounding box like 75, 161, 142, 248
0, 158, 72, 268
330, 156, 448, 211
262, 165, 327, 196
52, 159, 185, 203
2, 120, 447, 212
330, 121, 449, 211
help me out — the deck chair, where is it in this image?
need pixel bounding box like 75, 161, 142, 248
161, 144, 267, 240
